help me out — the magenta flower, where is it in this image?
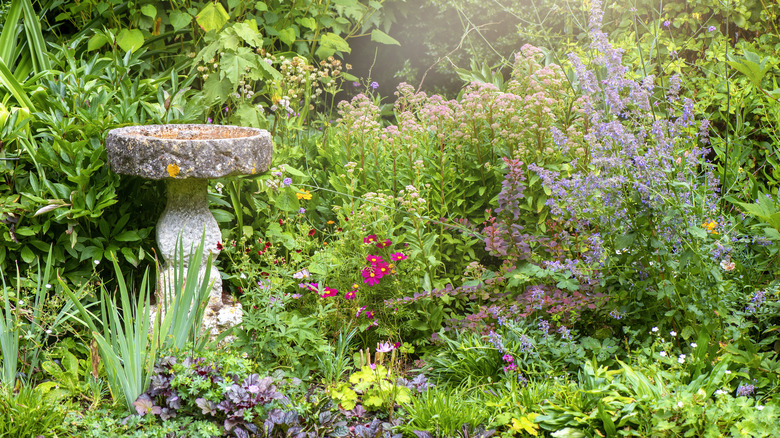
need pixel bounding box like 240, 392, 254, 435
366, 254, 383, 264
365, 310, 375, 319
344, 290, 357, 300
373, 261, 390, 277
390, 252, 407, 261
502, 354, 514, 363
320, 287, 338, 298
375, 239, 392, 249
361, 267, 382, 286
355, 306, 366, 318
363, 234, 378, 244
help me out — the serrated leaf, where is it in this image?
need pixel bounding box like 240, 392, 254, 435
116, 28, 144, 52
196, 2, 229, 33
220, 47, 256, 87
370, 29, 399, 46
316, 32, 350, 58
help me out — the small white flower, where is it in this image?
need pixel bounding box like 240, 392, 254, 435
17, 300, 24, 306
690, 342, 697, 348
756, 405, 764, 411
715, 389, 726, 396
678, 354, 686, 364
45, 329, 52, 334
651, 327, 659, 333
94, 260, 100, 265
677, 401, 684, 408
240, 273, 247, 279
725, 370, 732, 375
670, 331, 677, 337
45, 284, 52, 289
659, 351, 667, 357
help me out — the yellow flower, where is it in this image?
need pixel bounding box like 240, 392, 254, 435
166, 163, 180, 178
296, 190, 312, 200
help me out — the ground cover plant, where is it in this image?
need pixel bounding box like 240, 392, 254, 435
1, 0, 780, 436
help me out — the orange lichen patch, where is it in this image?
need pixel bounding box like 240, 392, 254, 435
167, 163, 180, 178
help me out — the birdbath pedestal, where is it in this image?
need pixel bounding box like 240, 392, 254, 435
105, 124, 272, 335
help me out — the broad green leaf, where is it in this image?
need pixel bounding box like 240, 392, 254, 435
88, 33, 109, 51
169, 10, 192, 31
116, 29, 144, 52
140, 4, 156, 18
196, 2, 229, 33
278, 27, 296, 46
233, 21, 262, 47
220, 47, 257, 87
370, 29, 400, 46
21, 246, 35, 263
315, 32, 351, 59
297, 17, 316, 30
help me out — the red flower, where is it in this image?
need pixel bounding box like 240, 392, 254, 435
279, 219, 284, 225
308, 229, 316, 236
216, 241, 223, 250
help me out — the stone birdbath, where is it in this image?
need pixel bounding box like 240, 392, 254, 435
105, 124, 272, 335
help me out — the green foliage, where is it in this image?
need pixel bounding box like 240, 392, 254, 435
0, 248, 76, 389
396, 385, 494, 438
60, 236, 213, 411
0, 384, 69, 438
316, 328, 357, 387
348, 364, 410, 412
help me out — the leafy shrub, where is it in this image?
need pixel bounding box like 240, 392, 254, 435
0, 384, 68, 438
135, 349, 285, 438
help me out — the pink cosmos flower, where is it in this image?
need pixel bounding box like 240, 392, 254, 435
355, 306, 366, 318
390, 252, 407, 261
373, 261, 390, 277
365, 310, 375, 319
363, 234, 378, 244
344, 290, 357, 300
375, 239, 392, 249
366, 254, 383, 264
361, 267, 382, 286
320, 287, 338, 298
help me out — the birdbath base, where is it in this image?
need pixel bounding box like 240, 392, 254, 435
105, 124, 273, 337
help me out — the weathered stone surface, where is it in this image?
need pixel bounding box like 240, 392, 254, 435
106, 124, 270, 339
105, 124, 272, 180
157, 178, 221, 266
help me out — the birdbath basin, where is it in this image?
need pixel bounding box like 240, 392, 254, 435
105, 124, 272, 334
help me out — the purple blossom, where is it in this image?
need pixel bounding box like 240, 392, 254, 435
737, 384, 755, 397
282, 177, 292, 187
370, 81, 379, 90
708, 25, 716, 32
663, 20, 670, 27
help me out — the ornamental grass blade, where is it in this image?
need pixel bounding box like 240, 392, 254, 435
0, 263, 20, 388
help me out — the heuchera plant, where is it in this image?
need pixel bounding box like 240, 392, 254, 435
133, 353, 285, 438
